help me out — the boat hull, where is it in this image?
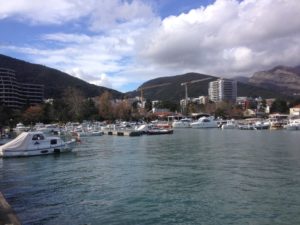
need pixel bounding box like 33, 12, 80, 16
1, 141, 75, 158
147, 129, 174, 135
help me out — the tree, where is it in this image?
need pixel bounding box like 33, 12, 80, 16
270, 99, 289, 113
22, 105, 44, 124
114, 100, 132, 121
187, 102, 197, 114
215, 108, 226, 118
82, 98, 99, 120
98, 91, 113, 121
153, 100, 179, 112
288, 98, 300, 108
42, 102, 55, 123
52, 99, 69, 122
144, 99, 152, 112
0, 104, 13, 127
63, 87, 85, 121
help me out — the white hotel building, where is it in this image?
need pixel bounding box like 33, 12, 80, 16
208, 78, 237, 103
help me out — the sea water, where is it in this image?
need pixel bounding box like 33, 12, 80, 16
1, 129, 300, 225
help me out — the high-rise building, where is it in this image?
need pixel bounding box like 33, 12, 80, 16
208, 78, 237, 103
0, 68, 44, 109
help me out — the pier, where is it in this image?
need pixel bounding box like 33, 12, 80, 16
102, 129, 142, 137
0, 192, 21, 225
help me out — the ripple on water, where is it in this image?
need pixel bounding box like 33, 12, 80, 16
1, 129, 300, 224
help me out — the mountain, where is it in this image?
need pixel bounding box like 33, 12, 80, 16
127, 72, 284, 102
0, 54, 123, 99
249, 65, 300, 95
232, 76, 249, 84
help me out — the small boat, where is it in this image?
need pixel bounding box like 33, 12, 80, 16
254, 121, 270, 130
221, 119, 237, 129
172, 118, 192, 128
147, 127, 174, 135
76, 130, 104, 137
284, 119, 300, 130
0, 131, 76, 158
190, 116, 218, 128
238, 124, 255, 130
13, 122, 30, 134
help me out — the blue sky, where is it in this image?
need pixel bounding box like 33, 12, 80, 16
0, 0, 300, 92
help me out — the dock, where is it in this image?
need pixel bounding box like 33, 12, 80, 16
102, 128, 142, 137
0, 192, 21, 225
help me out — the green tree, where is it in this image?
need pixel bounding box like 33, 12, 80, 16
82, 98, 99, 120
42, 102, 54, 123
52, 99, 69, 122
270, 99, 289, 113
144, 99, 152, 112
215, 108, 226, 118
0, 104, 13, 127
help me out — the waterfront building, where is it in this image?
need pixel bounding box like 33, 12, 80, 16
208, 78, 237, 103
0, 68, 44, 109
265, 98, 276, 114
190, 96, 209, 105
290, 104, 300, 116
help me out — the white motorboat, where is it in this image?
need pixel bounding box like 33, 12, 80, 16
190, 116, 218, 128
172, 118, 192, 128
0, 131, 76, 158
284, 119, 300, 130
254, 121, 270, 130
221, 119, 237, 129
238, 124, 255, 130
36, 124, 61, 135
14, 122, 30, 134
76, 130, 104, 137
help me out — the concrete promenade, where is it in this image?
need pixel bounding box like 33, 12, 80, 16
0, 192, 21, 225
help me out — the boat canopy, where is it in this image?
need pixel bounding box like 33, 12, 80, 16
0, 132, 45, 152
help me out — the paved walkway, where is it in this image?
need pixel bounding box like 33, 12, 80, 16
0, 192, 21, 225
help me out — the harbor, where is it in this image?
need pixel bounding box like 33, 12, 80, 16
1, 129, 300, 224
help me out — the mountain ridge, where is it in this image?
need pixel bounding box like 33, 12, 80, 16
0, 54, 123, 99
0, 53, 293, 103
127, 72, 285, 102
249, 64, 300, 95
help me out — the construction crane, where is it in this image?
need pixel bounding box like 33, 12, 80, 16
137, 82, 171, 103
181, 77, 213, 113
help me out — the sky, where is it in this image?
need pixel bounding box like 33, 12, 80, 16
0, 0, 300, 92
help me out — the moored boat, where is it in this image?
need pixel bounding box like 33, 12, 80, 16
254, 121, 270, 130
0, 131, 76, 158
13, 122, 30, 134
147, 128, 174, 135
221, 119, 237, 129
172, 118, 192, 128
190, 116, 218, 128
284, 119, 300, 130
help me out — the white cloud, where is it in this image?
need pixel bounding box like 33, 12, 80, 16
88, 0, 154, 32
140, 0, 300, 76
1, 0, 300, 92
67, 68, 113, 88
0, 0, 92, 24
42, 33, 92, 43
0, 0, 154, 31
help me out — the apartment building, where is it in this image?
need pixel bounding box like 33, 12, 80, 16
0, 68, 44, 109
208, 78, 237, 103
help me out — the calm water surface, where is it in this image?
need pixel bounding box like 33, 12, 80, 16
1, 129, 300, 225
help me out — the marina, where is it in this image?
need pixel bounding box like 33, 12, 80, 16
1, 129, 300, 224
